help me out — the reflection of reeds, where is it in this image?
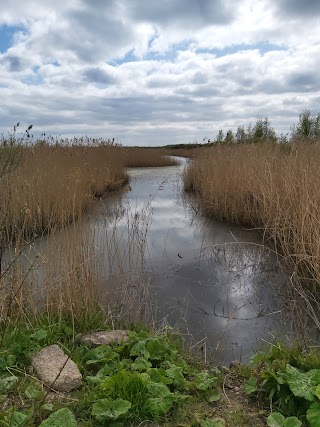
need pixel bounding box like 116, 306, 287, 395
0, 199, 153, 329
184, 142, 320, 290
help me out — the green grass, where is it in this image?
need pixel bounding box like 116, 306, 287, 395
1, 314, 319, 426
0, 317, 224, 426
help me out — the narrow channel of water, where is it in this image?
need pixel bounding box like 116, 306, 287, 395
97, 158, 293, 363
6, 158, 295, 364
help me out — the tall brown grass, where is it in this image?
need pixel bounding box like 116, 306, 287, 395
184, 142, 320, 288
0, 143, 180, 253
123, 148, 179, 167
0, 140, 177, 327
163, 147, 200, 158
0, 198, 153, 329
0, 144, 127, 251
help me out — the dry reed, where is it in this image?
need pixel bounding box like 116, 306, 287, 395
0, 144, 179, 251
184, 142, 320, 288
0, 140, 178, 325
123, 148, 179, 167
0, 198, 153, 327
0, 144, 127, 248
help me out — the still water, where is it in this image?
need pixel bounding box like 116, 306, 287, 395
97, 158, 293, 363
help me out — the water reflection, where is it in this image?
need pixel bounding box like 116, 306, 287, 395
96, 158, 293, 363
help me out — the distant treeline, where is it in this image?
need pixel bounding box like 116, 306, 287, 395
164, 143, 205, 149
166, 109, 320, 149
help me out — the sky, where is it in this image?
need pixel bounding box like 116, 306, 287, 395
0, 0, 319, 146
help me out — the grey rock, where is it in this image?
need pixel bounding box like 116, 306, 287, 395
31, 345, 82, 392
79, 330, 130, 347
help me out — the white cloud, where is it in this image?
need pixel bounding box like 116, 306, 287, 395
0, 0, 319, 144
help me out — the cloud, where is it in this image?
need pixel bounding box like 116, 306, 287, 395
127, 0, 238, 27
0, 0, 319, 145
275, 0, 320, 17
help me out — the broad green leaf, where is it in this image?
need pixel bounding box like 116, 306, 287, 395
144, 396, 174, 417
195, 372, 217, 391
264, 370, 285, 385
92, 398, 131, 421
147, 382, 172, 399
4, 412, 28, 427
204, 388, 221, 402
244, 376, 258, 394
25, 383, 43, 400
285, 365, 320, 401
129, 341, 150, 359
267, 412, 285, 427
200, 418, 226, 427
307, 403, 320, 427
173, 393, 189, 404
86, 345, 119, 366
314, 385, 320, 400
166, 365, 187, 388
146, 368, 172, 385
131, 357, 152, 371
146, 338, 169, 360
0, 376, 18, 393
39, 408, 77, 427
193, 371, 220, 402
266, 413, 301, 427
283, 417, 302, 427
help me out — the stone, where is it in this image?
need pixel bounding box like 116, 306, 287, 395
31, 345, 82, 392
79, 330, 130, 347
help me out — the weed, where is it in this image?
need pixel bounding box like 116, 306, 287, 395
0, 322, 227, 426
243, 343, 320, 426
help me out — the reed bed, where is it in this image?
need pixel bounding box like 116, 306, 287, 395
0, 143, 179, 253
184, 142, 320, 287
123, 147, 179, 167
0, 143, 127, 253
0, 139, 175, 325
163, 147, 201, 158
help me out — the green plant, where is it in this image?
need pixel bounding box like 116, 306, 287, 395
267, 412, 302, 427
244, 344, 320, 426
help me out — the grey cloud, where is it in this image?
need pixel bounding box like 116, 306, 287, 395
287, 72, 319, 91
127, 0, 238, 27
274, 0, 320, 17
191, 72, 208, 84
83, 67, 115, 84
67, 5, 134, 62
1, 54, 24, 71
0, 0, 319, 146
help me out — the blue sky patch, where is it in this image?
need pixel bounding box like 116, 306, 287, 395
111, 49, 136, 66
0, 24, 26, 53
196, 42, 286, 57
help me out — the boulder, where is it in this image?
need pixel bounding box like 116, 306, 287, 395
79, 330, 130, 347
31, 345, 82, 392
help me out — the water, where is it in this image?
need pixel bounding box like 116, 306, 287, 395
97, 158, 293, 363
6, 158, 294, 364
